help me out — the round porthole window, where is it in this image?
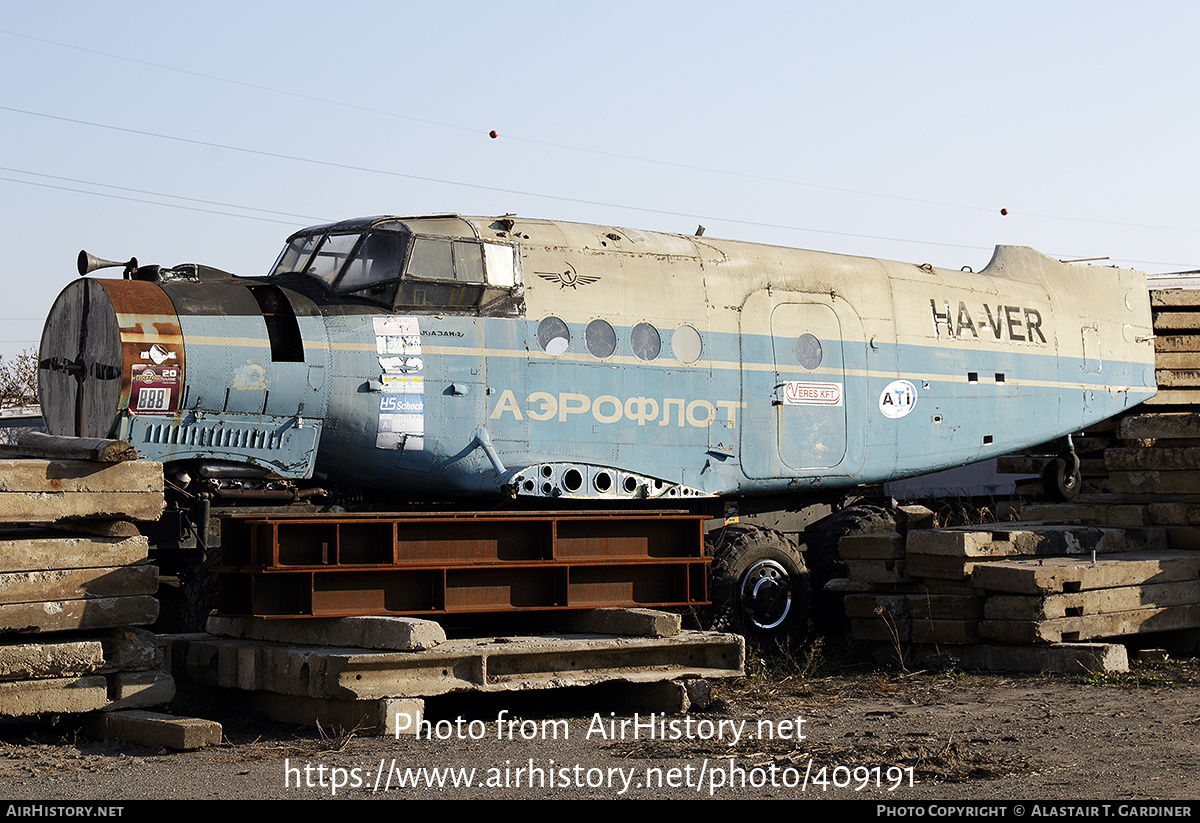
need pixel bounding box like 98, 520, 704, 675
631, 322, 661, 361
795, 333, 823, 370
536, 316, 570, 355
671, 325, 702, 363
585, 318, 617, 358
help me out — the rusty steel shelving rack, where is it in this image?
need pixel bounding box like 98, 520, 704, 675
214, 510, 710, 619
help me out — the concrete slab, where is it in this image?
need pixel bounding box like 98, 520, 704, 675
1106, 447, 1200, 471
845, 593, 909, 619
985, 581, 1200, 620
1016, 503, 1150, 528
850, 615, 980, 645
845, 558, 912, 584
839, 532, 905, 560
550, 608, 681, 637
1151, 290, 1200, 308
980, 604, 1200, 643
846, 593, 983, 621
206, 615, 447, 651
907, 525, 1165, 559
906, 530, 997, 558
1118, 413, 1200, 441
0, 531, 148, 574
0, 595, 158, 633
903, 554, 979, 582
1144, 389, 1200, 406
1154, 339, 1200, 356
849, 617, 910, 642
107, 670, 175, 710
0, 628, 161, 682
45, 520, 141, 539
0, 675, 109, 716
0, 565, 157, 605
101, 628, 163, 672
895, 505, 937, 532
94, 709, 222, 750
1164, 526, 1200, 550
1147, 503, 1200, 525
1110, 470, 1200, 494
0, 459, 163, 523
911, 620, 980, 644
0, 638, 105, 681
224, 678, 705, 734
1153, 311, 1200, 330
174, 630, 744, 701
1155, 369, 1200, 388
970, 550, 1200, 594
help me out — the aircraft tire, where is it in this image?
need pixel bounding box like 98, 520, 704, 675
1042, 456, 1082, 502
709, 526, 810, 646
804, 503, 897, 634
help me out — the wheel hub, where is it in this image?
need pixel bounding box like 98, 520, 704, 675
739, 559, 792, 630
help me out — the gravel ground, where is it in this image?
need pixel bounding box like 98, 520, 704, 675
3, 647, 1199, 801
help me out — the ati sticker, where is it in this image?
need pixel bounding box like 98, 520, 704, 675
782, 381, 843, 406
879, 380, 917, 419
129, 364, 180, 415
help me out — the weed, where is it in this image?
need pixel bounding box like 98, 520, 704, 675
874, 605, 910, 673
732, 637, 834, 698
316, 718, 365, 754
1073, 666, 1178, 689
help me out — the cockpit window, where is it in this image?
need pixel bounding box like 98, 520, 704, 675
269, 225, 521, 315
339, 232, 408, 292
305, 234, 361, 287
271, 234, 321, 277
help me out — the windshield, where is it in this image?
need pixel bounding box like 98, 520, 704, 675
269, 226, 520, 314
270, 230, 408, 293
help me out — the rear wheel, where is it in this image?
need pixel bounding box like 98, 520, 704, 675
709, 526, 810, 645
1042, 455, 1081, 501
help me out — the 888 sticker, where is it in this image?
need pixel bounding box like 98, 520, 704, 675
130, 364, 181, 415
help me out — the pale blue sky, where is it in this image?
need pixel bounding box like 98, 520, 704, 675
2, 1, 1197, 356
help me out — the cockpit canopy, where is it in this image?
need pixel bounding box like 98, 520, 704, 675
269, 216, 522, 315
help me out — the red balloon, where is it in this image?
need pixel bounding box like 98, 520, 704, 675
489, 130, 498, 139
1000, 208, 1008, 216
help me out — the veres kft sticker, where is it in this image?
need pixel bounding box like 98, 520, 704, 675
879, 380, 917, 419
782, 381, 842, 406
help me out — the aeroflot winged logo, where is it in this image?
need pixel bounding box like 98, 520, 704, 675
536, 262, 600, 289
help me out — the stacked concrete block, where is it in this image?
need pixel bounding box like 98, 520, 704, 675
1021, 412, 1200, 550
842, 519, 1181, 672
976, 551, 1200, 643
1144, 289, 1200, 411
0, 451, 175, 717
160, 610, 743, 734
1100, 413, 1200, 548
